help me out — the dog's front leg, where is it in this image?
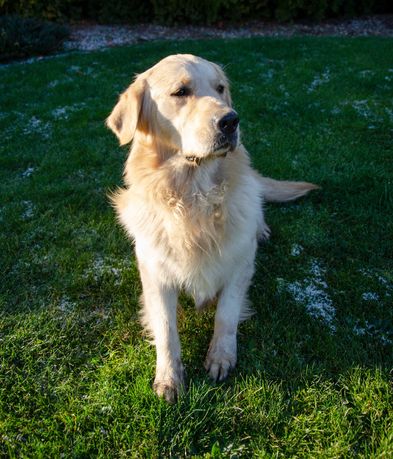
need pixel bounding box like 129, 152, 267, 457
204, 250, 255, 382
139, 264, 184, 403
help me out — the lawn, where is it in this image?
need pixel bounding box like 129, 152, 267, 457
0, 37, 392, 457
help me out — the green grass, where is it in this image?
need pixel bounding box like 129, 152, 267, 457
1, 37, 392, 457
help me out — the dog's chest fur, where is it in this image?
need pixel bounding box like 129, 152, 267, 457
114, 150, 263, 301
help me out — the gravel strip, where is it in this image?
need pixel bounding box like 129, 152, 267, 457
65, 16, 393, 51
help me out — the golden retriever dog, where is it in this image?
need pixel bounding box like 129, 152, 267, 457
107, 54, 317, 402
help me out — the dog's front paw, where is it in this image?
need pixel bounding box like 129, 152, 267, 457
204, 335, 237, 382
153, 379, 183, 403
153, 360, 185, 403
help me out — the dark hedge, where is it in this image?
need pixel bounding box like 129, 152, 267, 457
0, 15, 69, 61
1, 0, 392, 24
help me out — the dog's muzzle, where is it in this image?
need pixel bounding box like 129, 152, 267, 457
215, 111, 239, 151
218, 111, 239, 137
185, 111, 239, 166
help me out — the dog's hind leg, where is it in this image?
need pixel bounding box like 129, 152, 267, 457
204, 242, 256, 381
138, 263, 184, 403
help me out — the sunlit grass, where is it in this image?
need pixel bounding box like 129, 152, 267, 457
1, 37, 392, 457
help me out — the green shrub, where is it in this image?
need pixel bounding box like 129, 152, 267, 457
0, 15, 69, 62
152, 0, 222, 25
93, 0, 153, 24
150, 0, 386, 25
0, 0, 151, 23
0, 0, 75, 21
0, 0, 392, 24
274, 0, 378, 21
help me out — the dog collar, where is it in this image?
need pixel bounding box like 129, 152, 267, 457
185, 156, 203, 166
185, 152, 227, 166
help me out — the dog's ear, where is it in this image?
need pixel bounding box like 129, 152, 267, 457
106, 76, 145, 146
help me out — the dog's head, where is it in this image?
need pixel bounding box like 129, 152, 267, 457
107, 54, 239, 161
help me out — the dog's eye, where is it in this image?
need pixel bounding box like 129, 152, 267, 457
217, 85, 225, 94
172, 86, 191, 97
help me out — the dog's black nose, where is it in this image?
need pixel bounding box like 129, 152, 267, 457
218, 111, 239, 136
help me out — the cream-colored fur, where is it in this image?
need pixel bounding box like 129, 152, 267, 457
107, 54, 318, 402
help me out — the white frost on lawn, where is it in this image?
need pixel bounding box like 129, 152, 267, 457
341, 99, 388, 123
330, 107, 342, 115
52, 107, 68, 119
353, 320, 392, 346
279, 84, 290, 97
351, 100, 374, 119
359, 268, 392, 297
58, 296, 76, 314
358, 69, 374, 78
260, 68, 275, 80
21, 167, 34, 178
291, 244, 304, 257
21, 200, 34, 220
48, 76, 73, 88
68, 65, 81, 73
52, 103, 86, 120
67, 65, 95, 76
239, 83, 256, 94
83, 256, 130, 286
23, 116, 51, 139
361, 292, 380, 301
307, 68, 330, 93
278, 259, 336, 332
57, 296, 111, 323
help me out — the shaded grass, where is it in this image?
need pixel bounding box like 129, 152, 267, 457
0, 37, 392, 457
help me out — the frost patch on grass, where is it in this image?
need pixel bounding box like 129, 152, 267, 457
68, 65, 81, 73
307, 68, 330, 93
223, 443, 248, 456
259, 137, 272, 147
23, 116, 51, 139
279, 203, 302, 214
278, 259, 336, 332
279, 84, 290, 97
48, 79, 61, 88
351, 100, 374, 119
359, 268, 392, 298
48, 76, 73, 88
58, 296, 77, 314
83, 256, 131, 286
359, 69, 374, 78
255, 56, 285, 67
21, 167, 34, 178
362, 292, 379, 301
57, 295, 111, 323
260, 68, 274, 80
353, 320, 392, 346
239, 83, 255, 94
67, 65, 96, 76
341, 99, 386, 123
291, 244, 304, 257
21, 200, 34, 220
52, 107, 68, 119
52, 103, 86, 120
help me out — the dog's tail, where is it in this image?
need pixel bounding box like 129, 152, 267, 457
259, 176, 319, 203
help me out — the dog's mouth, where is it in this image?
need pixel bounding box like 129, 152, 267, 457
185, 133, 238, 166
214, 132, 238, 152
